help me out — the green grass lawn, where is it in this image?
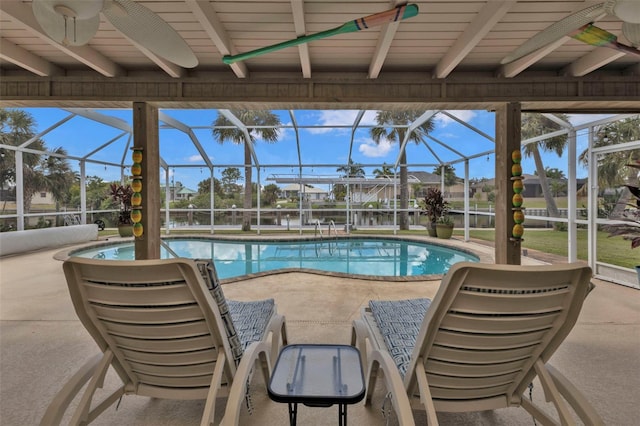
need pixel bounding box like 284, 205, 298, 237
454, 229, 638, 269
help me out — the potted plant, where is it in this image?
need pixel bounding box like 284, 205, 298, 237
109, 183, 134, 237
423, 188, 449, 237
604, 160, 640, 282
436, 215, 455, 239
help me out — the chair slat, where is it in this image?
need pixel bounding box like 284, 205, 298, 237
136, 373, 214, 388
426, 371, 519, 389
121, 348, 217, 366
440, 312, 560, 334
429, 344, 534, 364
84, 282, 195, 306
112, 334, 215, 353
93, 304, 204, 324
103, 320, 209, 339
451, 289, 570, 315
129, 361, 216, 377
426, 358, 525, 377
434, 329, 547, 350
430, 384, 511, 400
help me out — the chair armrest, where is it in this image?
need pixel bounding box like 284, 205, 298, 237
219, 341, 271, 426
366, 349, 416, 426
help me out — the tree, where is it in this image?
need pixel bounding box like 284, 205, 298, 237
212, 110, 281, 231
432, 164, 458, 187
337, 160, 365, 203
373, 163, 393, 178
43, 147, 75, 225
220, 167, 242, 195
262, 183, 280, 206
579, 117, 640, 217
197, 177, 223, 197
371, 111, 435, 230
0, 108, 75, 216
521, 113, 570, 224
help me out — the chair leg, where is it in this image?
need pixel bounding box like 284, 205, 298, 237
40, 354, 105, 426
534, 359, 576, 426
68, 350, 118, 426
546, 364, 605, 426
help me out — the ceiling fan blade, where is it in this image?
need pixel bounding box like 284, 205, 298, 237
622, 22, 640, 45
102, 0, 198, 68
223, 4, 419, 65
32, 0, 101, 46
571, 24, 640, 57
501, 3, 607, 64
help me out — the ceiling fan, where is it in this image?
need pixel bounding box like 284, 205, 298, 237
501, 0, 640, 64
32, 0, 198, 68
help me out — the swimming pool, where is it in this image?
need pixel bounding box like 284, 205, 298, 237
72, 237, 479, 279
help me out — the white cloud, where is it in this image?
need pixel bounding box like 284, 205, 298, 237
186, 154, 214, 163
358, 138, 393, 158
435, 110, 477, 127
304, 110, 378, 134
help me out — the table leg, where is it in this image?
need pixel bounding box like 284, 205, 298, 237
339, 403, 347, 426
288, 402, 298, 426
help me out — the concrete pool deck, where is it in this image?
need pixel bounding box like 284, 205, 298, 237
1, 235, 639, 425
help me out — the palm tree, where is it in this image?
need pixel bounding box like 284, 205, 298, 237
370, 111, 434, 230
578, 117, 640, 217
521, 113, 570, 222
212, 110, 281, 231
337, 160, 365, 203
43, 147, 75, 225
373, 163, 393, 178
0, 108, 48, 214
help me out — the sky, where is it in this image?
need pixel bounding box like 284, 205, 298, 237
12, 107, 617, 191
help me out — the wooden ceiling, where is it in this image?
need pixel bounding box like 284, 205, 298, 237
1, 0, 639, 111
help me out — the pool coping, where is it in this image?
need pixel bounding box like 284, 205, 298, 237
54, 233, 495, 283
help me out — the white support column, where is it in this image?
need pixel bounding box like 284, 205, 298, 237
587, 127, 598, 272
80, 160, 87, 224
567, 129, 578, 262
257, 165, 261, 235
464, 160, 470, 242
165, 166, 171, 235
210, 168, 215, 235
440, 165, 445, 192
393, 170, 398, 235
15, 151, 24, 231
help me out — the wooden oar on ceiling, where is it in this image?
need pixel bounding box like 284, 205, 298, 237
222, 3, 419, 64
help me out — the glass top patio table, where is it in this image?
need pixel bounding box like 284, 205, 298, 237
268, 344, 365, 425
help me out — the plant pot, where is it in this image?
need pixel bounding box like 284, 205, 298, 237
436, 223, 454, 239
118, 225, 133, 237
427, 222, 438, 237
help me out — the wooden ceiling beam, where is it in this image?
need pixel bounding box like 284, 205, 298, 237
433, 1, 515, 79
290, 0, 311, 78
0, 38, 61, 77
186, 0, 249, 78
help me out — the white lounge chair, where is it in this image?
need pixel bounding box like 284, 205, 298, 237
352, 262, 603, 425
41, 257, 287, 426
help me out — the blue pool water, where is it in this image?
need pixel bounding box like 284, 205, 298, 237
73, 238, 478, 279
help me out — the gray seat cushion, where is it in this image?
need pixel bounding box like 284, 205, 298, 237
227, 299, 275, 350
369, 298, 431, 378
